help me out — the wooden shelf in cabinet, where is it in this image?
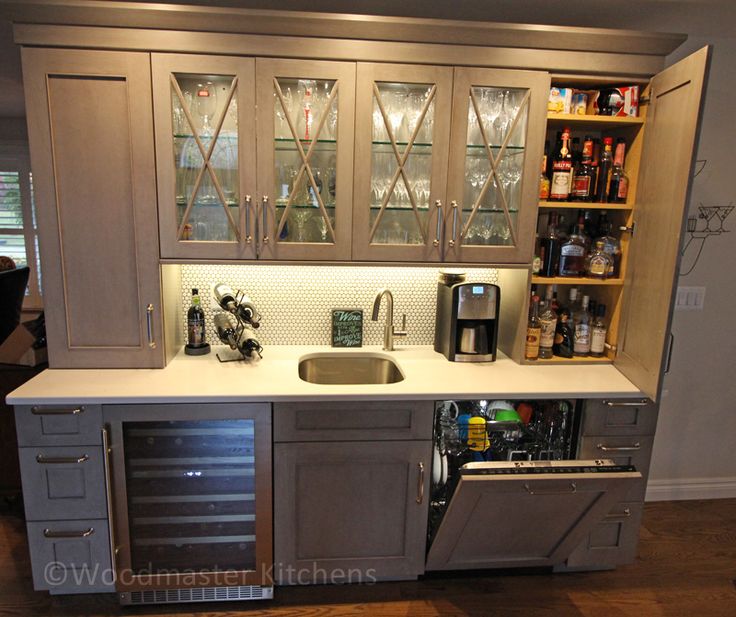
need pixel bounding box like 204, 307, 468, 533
531, 276, 624, 286
538, 201, 632, 211
546, 113, 644, 127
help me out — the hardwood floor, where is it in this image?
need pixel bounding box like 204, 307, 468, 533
1, 499, 734, 617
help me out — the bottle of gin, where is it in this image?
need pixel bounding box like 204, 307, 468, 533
573, 294, 592, 356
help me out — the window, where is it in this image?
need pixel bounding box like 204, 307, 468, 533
0, 146, 42, 308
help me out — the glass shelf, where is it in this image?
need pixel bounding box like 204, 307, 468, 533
176, 200, 239, 207
274, 202, 336, 209
174, 133, 238, 141
465, 143, 525, 150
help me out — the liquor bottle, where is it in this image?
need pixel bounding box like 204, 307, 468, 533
186, 288, 209, 354
538, 286, 558, 359
586, 239, 613, 279
595, 212, 622, 277
553, 308, 574, 358
571, 137, 582, 171
590, 303, 608, 357
608, 138, 630, 203
594, 137, 614, 202
591, 138, 601, 191
558, 213, 587, 277
570, 136, 594, 201
550, 286, 560, 312
525, 295, 542, 361
539, 142, 551, 200
573, 294, 592, 356
549, 127, 573, 201
539, 211, 561, 277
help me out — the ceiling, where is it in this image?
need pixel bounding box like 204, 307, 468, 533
0, 0, 734, 118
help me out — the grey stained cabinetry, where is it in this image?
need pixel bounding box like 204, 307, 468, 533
15, 404, 113, 594
273, 401, 433, 583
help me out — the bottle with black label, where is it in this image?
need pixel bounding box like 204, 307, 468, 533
185, 288, 211, 355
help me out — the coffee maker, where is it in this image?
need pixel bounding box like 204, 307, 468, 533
434, 277, 500, 362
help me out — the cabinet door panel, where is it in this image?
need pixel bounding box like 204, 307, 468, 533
615, 47, 709, 401
22, 48, 164, 367
274, 440, 431, 583
445, 67, 549, 263
256, 59, 355, 261
152, 53, 257, 259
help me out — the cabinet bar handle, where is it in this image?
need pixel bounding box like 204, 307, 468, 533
524, 482, 577, 495
244, 195, 252, 244
44, 527, 94, 539
416, 462, 425, 504
146, 304, 156, 349
36, 453, 88, 464
102, 428, 118, 567
433, 200, 442, 247
603, 399, 649, 407
448, 200, 458, 247
596, 443, 641, 452
261, 195, 270, 245
31, 406, 84, 415
604, 507, 632, 519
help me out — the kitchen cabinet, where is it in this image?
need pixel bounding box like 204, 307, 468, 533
273, 400, 433, 583
153, 54, 356, 261
21, 48, 165, 368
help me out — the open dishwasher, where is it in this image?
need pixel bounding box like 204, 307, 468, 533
426, 400, 641, 571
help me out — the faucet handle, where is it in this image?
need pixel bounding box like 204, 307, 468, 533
394, 313, 408, 338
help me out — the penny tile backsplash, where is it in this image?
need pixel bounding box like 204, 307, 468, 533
180, 265, 499, 346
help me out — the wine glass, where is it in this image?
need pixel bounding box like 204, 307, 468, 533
196, 81, 217, 136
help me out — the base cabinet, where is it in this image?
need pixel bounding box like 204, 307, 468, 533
274, 440, 431, 584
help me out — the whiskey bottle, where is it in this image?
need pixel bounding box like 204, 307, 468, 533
570, 136, 594, 201
590, 303, 608, 357
539, 211, 561, 277
594, 137, 614, 202
549, 127, 573, 201
525, 295, 542, 361
558, 214, 587, 277
573, 295, 592, 356
586, 239, 613, 279
608, 138, 630, 203
538, 286, 558, 359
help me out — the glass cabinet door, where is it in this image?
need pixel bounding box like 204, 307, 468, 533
352, 64, 453, 262
152, 55, 257, 259
445, 68, 549, 263
256, 59, 355, 260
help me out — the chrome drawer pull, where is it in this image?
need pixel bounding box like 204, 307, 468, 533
44, 527, 94, 539
36, 454, 89, 464
596, 443, 641, 452
146, 303, 157, 349
433, 200, 442, 247
604, 508, 632, 519
416, 462, 425, 504
448, 200, 458, 247
602, 399, 648, 407
261, 195, 270, 245
524, 482, 576, 495
31, 406, 84, 415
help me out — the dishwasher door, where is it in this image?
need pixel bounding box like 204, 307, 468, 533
425, 460, 640, 571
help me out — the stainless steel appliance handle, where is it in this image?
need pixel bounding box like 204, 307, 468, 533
146, 304, 156, 349
416, 462, 425, 504
524, 482, 577, 495
36, 453, 88, 464
596, 442, 641, 452
433, 200, 442, 247
602, 399, 649, 407
261, 195, 270, 245
448, 200, 458, 247
44, 527, 94, 539
102, 427, 118, 568
604, 507, 632, 520
31, 406, 84, 416
244, 195, 252, 244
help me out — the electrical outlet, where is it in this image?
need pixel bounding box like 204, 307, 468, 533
675, 286, 706, 311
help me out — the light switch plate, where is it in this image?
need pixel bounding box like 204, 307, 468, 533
675, 286, 706, 311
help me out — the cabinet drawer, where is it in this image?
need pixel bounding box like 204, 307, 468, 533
274, 400, 434, 442
565, 502, 644, 569
19, 446, 107, 521
581, 399, 657, 436
26, 519, 114, 593
15, 404, 102, 447
577, 435, 654, 501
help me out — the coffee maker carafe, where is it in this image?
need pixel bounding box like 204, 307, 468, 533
434, 279, 500, 362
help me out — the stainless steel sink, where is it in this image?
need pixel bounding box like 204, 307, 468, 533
298, 353, 404, 385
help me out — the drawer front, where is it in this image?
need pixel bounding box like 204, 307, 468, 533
577, 435, 654, 501
19, 446, 107, 521
565, 502, 644, 568
274, 400, 434, 442
15, 404, 102, 447
582, 399, 657, 437
26, 519, 114, 593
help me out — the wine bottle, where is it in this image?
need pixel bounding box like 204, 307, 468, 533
187, 288, 207, 349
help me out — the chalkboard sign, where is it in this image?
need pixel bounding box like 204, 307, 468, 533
331, 309, 363, 348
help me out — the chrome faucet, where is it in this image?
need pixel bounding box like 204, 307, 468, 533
371, 288, 408, 351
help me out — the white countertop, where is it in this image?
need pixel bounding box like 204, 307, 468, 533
6, 345, 643, 405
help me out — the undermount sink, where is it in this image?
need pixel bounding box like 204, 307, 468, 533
298, 353, 405, 385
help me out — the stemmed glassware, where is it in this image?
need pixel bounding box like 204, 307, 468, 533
195, 81, 217, 136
